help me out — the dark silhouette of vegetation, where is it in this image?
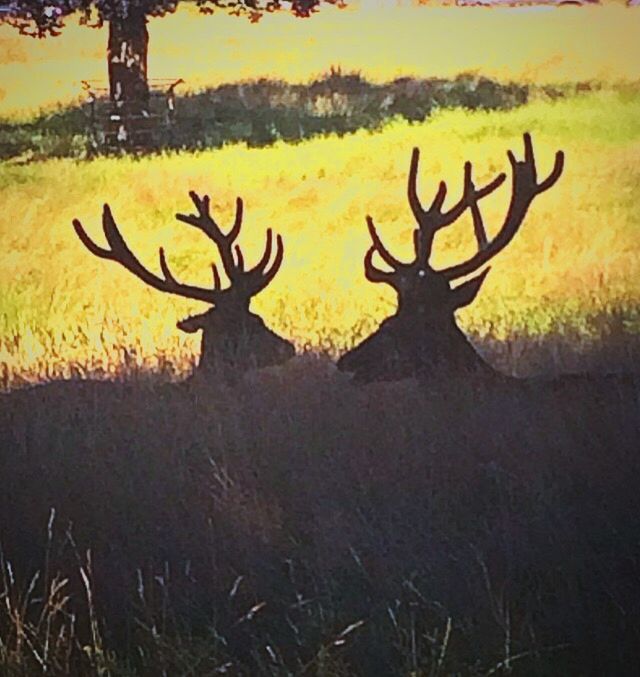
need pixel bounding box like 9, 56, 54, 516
1, 338, 639, 674
0, 72, 530, 161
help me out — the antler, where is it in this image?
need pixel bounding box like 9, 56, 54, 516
73, 205, 219, 304
363, 133, 564, 288
441, 133, 564, 281
73, 192, 284, 306
175, 191, 284, 301
364, 148, 506, 286
407, 148, 507, 263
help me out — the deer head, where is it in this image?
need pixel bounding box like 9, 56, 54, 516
72, 190, 295, 376
338, 133, 565, 383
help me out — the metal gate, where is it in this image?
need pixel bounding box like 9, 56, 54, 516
81, 78, 184, 152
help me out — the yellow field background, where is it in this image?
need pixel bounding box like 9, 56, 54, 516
1, 3, 640, 117
1, 3, 640, 386
1, 90, 639, 385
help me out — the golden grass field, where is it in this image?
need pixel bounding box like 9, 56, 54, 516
1, 90, 640, 386
1, 4, 639, 387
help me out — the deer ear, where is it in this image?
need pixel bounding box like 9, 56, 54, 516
450, 268, 490, 309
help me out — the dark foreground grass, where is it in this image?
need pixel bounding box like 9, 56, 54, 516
1, 334, 640, 676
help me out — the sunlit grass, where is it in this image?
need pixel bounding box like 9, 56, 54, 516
1, 89, 639, 386
1, 3, 639, 118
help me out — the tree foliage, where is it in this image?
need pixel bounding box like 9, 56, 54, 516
2, 0, 346, 145
3, 0, 345, 38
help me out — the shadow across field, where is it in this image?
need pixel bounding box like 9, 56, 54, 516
1, 352, 639, 675
0, 71, 531, 161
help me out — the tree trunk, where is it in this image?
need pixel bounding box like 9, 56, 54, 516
107, 13, 149, 109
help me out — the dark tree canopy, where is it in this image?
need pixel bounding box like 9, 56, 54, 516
3, 0, 344, 37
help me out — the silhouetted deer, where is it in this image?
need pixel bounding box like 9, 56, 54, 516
338, 133, 565, 383
73, 190, 295, 376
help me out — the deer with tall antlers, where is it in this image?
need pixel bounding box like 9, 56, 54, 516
338, 133, 565, 383
73, 190, 295, 377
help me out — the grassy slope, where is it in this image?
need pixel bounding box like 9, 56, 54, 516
1, 89, 640, 386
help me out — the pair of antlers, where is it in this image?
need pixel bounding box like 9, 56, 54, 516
73, 133, 565, 310
72, 192, 283, 307
365, 132, 565, 287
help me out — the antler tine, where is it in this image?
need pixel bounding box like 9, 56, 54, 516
239, 229, 285, 298
366, 215, 405, 270
438, 162, 506, 228
408, 147, 449, 219
158, 247, 180, 285
229, 196, 244, 243
470, 198, 489, 251
464, 162, 490, 251
522, 131, 565, 192
251, 228, 275, 277
255, 232, 285, 294
234, 245, 245, 272
441, 133, 565, 281
212, 263, 222, 291
364, 246, 397, 285
408, 146, 444, 264
72, 204, 219, 304
73, 217, 111, 259
407, 147, 425, 222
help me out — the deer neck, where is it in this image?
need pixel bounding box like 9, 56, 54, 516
197, 310, 293, 375
393, 305, 492, 377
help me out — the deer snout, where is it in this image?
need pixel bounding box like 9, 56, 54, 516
177, 314, 206, 333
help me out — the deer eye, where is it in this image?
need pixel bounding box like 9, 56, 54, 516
418, 269, 426, 278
